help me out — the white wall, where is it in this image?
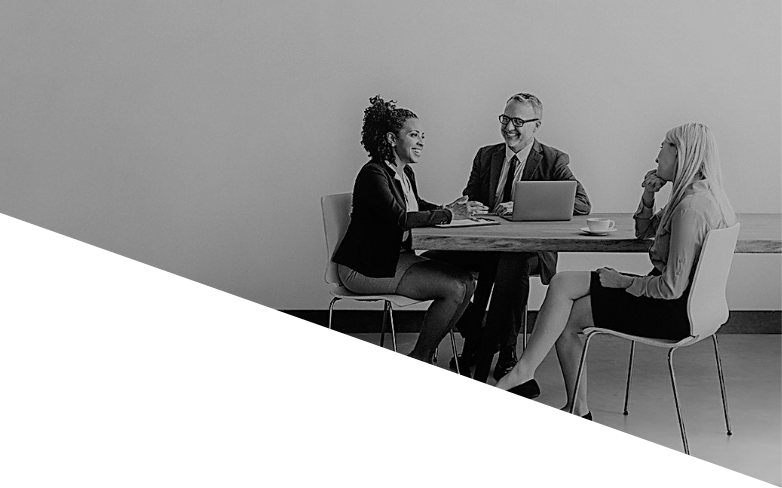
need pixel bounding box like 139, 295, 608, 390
0, 0, 779, 311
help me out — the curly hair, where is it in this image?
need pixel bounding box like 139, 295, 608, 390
361, 95, 417, 163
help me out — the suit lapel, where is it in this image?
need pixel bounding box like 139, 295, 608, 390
488, 145, 505, 208
522, 140, 542, 180
404, 165, 418, 199
380, 160, 406, 206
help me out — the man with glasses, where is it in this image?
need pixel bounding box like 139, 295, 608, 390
432, 93, 591, 383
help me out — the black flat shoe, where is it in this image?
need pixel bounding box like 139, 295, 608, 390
507, 379, 540, 399
582, 411, 592, 421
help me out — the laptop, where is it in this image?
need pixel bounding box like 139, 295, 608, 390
501, 180, 577, 221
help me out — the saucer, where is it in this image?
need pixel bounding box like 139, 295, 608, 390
580, 227, 617, 236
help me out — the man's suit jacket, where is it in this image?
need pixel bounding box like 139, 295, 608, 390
334, 159, 452, 278
462, 140, 591, 284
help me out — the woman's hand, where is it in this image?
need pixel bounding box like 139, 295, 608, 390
445, 196, 471, 220
467, 200, 489, 215
642, 169, 666, 193
597, 267, 633, 289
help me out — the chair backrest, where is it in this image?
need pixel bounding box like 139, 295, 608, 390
321, 193, 353, 285
687, 223, 740, 339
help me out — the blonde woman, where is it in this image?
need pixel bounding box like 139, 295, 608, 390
496, 123, 737, 419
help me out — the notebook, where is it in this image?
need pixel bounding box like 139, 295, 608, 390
435, 217, 500, 228
500, 180, 577, 221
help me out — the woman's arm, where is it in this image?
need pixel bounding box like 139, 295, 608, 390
354, 164, 452, 230
634, 197, 662, 239
409, 167, 471, 222
416, 198, 441, 212
634, 170, 665, 239
626, 205, 710, 299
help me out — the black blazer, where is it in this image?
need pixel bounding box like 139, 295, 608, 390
333, 159, 452, 278
462, 140, 591, 284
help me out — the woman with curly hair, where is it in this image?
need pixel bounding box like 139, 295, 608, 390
496, 123, 737, 418
333, 96, 480, 363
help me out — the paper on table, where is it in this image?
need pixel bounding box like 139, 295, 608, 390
435, 217, 500, 228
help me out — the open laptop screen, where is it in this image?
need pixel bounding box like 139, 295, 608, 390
502, 180, 577, 221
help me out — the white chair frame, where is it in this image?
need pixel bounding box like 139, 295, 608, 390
321, 193, 460, 373
520, 274, 542, 353
570, 223, 740, 455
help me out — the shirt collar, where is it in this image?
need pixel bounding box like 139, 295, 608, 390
385, 160, 404, 181
385, 160, 415, 194
689, 178, 710, 192
505, 139, 535, 164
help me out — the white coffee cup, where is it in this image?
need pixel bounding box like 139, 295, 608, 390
586, 218, 616, 232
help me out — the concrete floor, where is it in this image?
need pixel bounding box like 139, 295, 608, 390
348, 332, 782, 486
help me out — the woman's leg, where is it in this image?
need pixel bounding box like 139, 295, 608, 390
396, 261, 476, 362
556, 295, 594, 416
495, 271, 591, 390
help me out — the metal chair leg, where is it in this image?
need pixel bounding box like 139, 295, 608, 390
327, 297, 339, 330
449, 330, 461, 375
667, 348, 689, 455
623, 341, 636, 415
521, 304, 528, 352
570, 332, 596, 414
387, 302, 398, 352
712, 335, 733, 435
379, 301, 389, 348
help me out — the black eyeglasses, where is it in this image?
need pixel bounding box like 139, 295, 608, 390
499, 114, 539, 127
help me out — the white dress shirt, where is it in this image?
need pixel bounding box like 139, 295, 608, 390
494, 141, 534, 212
386, 161, 419, 212
386, 161, 419, 245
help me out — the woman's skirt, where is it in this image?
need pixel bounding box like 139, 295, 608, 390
589, 270, 690, 340
338, 251, 427, 295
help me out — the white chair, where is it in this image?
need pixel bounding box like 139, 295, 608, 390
321, 193, 461, 373
520, 273, 542, 353
570, 223, 740, 455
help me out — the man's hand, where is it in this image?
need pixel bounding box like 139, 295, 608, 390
496, 202, 513, 216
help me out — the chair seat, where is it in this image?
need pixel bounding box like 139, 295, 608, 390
573, 225, 740, 455
583, 327, 699, 349
322, 193, 459, 370
329, 286, 428, 308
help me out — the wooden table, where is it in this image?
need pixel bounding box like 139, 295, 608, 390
412, 213, 781, 382
412, 213, 781, 254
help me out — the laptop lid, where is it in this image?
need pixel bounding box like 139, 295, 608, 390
502, 180, 577, 221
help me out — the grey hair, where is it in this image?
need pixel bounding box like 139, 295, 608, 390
506, 92, 543, 121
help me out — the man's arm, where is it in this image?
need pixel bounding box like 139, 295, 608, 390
551, 152, 591, 215
573, 179, 591, 215
462, 148, 485, 202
